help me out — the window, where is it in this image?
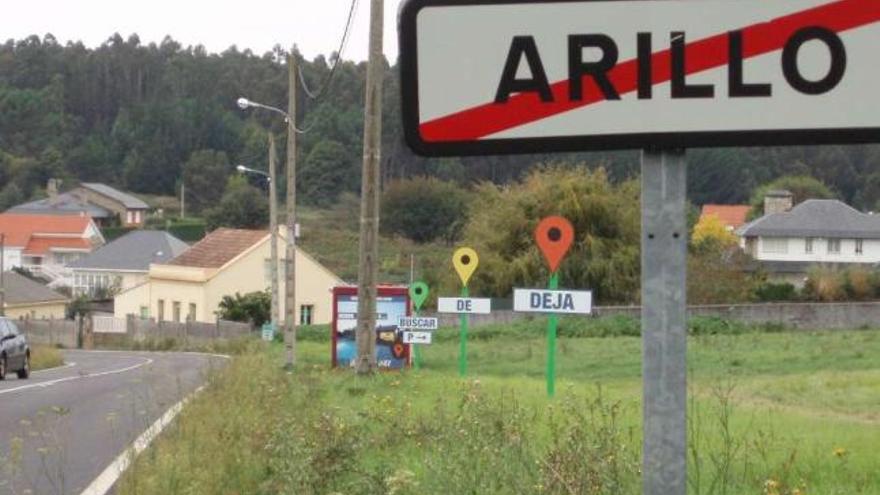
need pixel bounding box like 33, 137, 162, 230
126, 211, 134, 224
134, 210, 142, 223
855, 239, 864, 255
828, 239, 841, 254
158, 299, 165, 321
173, 302, 181, 323
300, 305, 314, 325
805, 237, 814, 254
139, 306, 149, 319
188, 303, 196, 322
762, 237, 789, 254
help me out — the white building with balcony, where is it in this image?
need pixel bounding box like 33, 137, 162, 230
738, 198, 880, 286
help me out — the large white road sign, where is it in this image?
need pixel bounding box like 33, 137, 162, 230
399, 0, 880, 155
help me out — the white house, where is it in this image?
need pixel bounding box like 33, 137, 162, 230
738, 197, 880, 286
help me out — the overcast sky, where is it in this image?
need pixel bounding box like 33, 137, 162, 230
4, 0, 404, 62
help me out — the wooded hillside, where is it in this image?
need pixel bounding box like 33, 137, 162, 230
2, 33, 880, 211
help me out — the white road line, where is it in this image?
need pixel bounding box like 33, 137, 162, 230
0, 358, 153, 396
79, 385, 207, 495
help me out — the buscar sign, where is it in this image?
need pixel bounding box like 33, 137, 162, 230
399, 0, 880, 155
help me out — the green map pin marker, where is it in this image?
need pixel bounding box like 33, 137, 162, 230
410, 282, 429, 311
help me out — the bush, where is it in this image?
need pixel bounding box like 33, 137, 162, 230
381, 177, 469, 244
802, 267, 846, 302
218, 291, 271, 327
843, 267, 875, 300
753, 282, 798, 302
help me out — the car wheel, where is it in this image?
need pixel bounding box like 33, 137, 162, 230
17, 353, 30, 379
0, 354, 6, 380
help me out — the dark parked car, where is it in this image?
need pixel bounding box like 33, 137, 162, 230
0, 317, 30, 380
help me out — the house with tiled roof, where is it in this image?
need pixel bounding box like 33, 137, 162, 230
68, 230, 189, 297
6, 179, 149, 227
0, 213, 104, 287
738, 198, 880, 286
114, 228, 343, 324
1, 271, 69, 320
699, 204, 751, 231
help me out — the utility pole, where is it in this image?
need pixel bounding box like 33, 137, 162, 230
283, 53, 298, 371
355, 0, 384, 374
180, 182, 185, 219
1, 233, 5, 317
269, 134, 280, 330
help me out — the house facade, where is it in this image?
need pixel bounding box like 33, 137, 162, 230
76, 183, 150, 227
1, 271, 69, 320
114, 228, 343, 324
0, 214, 105, 287
738, 198, 880, 286
68, 230, 189, 297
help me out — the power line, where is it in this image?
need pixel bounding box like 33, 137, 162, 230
299, 0, 359, 101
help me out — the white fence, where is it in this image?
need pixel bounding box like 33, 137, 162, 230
92, 316, 128, 334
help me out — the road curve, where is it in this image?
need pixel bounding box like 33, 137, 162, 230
0, 350, 226, 495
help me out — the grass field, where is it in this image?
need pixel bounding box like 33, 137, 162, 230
118, 324, 880, 495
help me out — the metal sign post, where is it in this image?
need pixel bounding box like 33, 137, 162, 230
641, 149, 687, 495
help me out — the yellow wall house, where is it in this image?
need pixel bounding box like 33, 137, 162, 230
114, 228, 343, 325
1, 271, 69, 320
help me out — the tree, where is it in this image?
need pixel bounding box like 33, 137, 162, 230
204, 176, 269, 230
182, 149, 232, 214
299, 139, 356, 206
691, 214, 738, 253
381, 177, 470, 243
459, 165, 641, 305
218, 291, 271, 327
748, 175, 835, 219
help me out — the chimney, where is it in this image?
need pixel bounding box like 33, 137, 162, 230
764, 190, 793, 216
47, 178, 60, 198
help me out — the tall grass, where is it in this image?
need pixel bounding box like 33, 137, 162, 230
30, 344, 64, 371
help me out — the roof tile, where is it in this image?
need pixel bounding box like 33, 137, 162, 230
166, 228, 267, 269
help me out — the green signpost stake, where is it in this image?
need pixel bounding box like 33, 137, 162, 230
453, 247, 478, 377
409, 281, 429, 369
535, 216, 575, 397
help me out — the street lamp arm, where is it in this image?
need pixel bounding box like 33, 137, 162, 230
237, 97, 290, 121
236, 164, 271, 181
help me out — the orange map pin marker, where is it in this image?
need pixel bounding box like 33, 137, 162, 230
535, 216, 574, 273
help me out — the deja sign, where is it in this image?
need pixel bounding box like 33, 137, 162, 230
399, 0, 880, 155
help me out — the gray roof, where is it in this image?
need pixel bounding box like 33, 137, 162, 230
68, 230, 189, 271
80, 183, 150, 210
7, 192, 112, 218
738, 200, 880, 239
1, 271, 68, 305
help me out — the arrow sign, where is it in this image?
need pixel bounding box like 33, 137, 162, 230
437, 297, 492, 314
402, 331, 433, 344
514, 289, 593, 315
400, 0, 880, 155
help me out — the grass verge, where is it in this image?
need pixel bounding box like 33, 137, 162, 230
29, 345, 64, 371
119, 329, 880, 495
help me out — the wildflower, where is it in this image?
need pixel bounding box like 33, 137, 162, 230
833, 447, 848, 458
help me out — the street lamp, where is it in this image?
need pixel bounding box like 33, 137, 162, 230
236, 154, 280, 332
239, 83, 298, 371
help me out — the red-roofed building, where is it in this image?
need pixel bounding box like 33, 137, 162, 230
699, 204, 751, 231
0, 213, 104, 286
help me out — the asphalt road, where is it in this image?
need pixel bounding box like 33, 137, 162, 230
0, 350, 226, 495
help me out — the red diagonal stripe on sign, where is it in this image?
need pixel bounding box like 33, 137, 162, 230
419, 0, 880, 142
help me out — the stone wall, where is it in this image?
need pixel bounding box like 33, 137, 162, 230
432, 301, 880, 330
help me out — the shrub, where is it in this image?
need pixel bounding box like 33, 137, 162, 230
843, 267, 875, 301
381, 177, 470, 243
802, 266, 845, 302
753, 282, 798, 302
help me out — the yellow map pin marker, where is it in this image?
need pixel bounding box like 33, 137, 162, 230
453, 247, 479, 287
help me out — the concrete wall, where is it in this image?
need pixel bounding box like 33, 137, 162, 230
17, 319, 78, 347
432, 301, 880, 331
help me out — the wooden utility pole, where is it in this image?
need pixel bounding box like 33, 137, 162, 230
269, 134, 280, 330
284, 54, 298, 371
355, 0, 385, 374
